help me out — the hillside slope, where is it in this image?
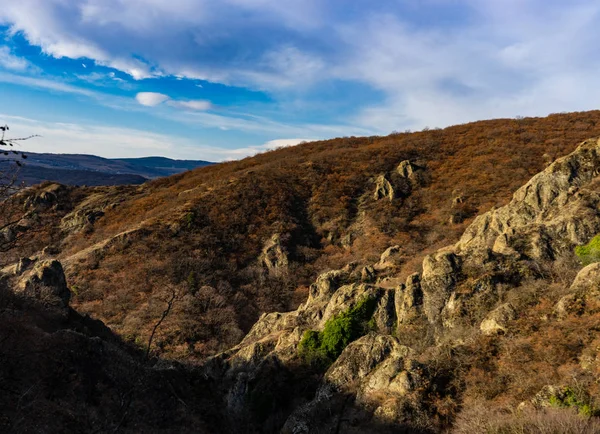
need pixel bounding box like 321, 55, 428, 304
3, 111, 600, 362
1, 130, 600, 433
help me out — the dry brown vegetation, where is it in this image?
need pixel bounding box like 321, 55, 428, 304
4, 111, 600, 361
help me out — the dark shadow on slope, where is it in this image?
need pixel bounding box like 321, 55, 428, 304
0, 278, 445, 433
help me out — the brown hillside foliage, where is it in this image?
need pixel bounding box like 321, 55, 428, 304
4, 110, 600, 360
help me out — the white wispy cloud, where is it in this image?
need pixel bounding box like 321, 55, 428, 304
0, 46, 33, 71
135, 92, 170, 107
0, 72, 97, 97
168, 99, 212, 111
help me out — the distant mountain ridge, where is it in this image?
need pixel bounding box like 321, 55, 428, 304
7, 151, 213, 186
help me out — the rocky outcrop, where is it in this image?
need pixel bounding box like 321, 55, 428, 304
397, 160, 424, 186
396, 273, 423, 325
421, 250, 461, 323
282, 334, 426, 433
373, 161, 424, 202
376, 245, 401, 270
60, 192, 116, 233
260, 233, 289, 272
397, 160, 416, 180
554, 262, 600, 318
11, 259, 71, 308
415, 138, 600, 328
307, 267, 352, 302
480, 303, 517, 335
203, 261, 414, 429
374, 174, 395, 201
23, 183, 70, 210
326, 334, 414, 393
457, 138, 600, 259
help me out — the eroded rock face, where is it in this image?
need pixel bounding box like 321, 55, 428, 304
569, 262, 600, 292
307, 268, 351, 302
397, 160, 416, 180
24, 183, 69, 210
480, 303, 517, 335
555, 262, 600, 318
396, 160, 424, 187
260, 233, 289, 272
60, 191, 119, 234
421, 250, 461, 323
395, 273, 423, 325
326, 334, 412, 390
18, 259, 71, 308
377, 245, 401, 270
281, 334, 427, 433
319, 283, 380, 327
374, 174, 395, 201
372, 290, 396, 333
204, 267, 407, 429
457, 138, 600, 259
416, 138, 600, 328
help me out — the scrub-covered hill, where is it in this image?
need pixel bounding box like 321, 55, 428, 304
3, 110, 600, 362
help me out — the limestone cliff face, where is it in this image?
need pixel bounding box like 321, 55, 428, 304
420, 137, 600, 328
457, 137, 600, 258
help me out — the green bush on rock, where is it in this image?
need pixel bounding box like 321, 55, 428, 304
548, 386, 600, 417
575, 234, 600, 265
298, 296, 377, 368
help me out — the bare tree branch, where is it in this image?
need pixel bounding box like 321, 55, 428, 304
145, 287, 178, 359
0, 124, 36, 254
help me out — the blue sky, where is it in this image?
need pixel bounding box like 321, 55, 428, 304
0, 0, 599, 161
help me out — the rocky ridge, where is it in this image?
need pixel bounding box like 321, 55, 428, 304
200, 137, 600, 432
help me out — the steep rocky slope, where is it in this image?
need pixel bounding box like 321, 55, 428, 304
1, 130, 600, 432
4, 111, 600, 362
198, 137, 600, 432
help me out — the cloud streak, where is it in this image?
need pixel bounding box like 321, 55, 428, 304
1, 0, 600, 156
0, 45, 32, 71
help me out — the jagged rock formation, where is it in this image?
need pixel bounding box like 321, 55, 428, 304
396, 160, 424, 186
376, 245, 401, 270
374, 174, 395, 201
373, 160, 424, 202
479, 303, 517, 335
396, 273, 423, 325
418, 138, 600, 330
457, 138, 600, 258
23, 183, 70, 210
1, 257, 71, 309
554, 262, 600, 319
260, 233, 289, 272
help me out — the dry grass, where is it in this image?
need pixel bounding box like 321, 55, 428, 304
453, 405, 600, 434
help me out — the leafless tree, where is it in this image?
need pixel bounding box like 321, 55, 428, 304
0, 125, 36, 253
145, 286, 179, 359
